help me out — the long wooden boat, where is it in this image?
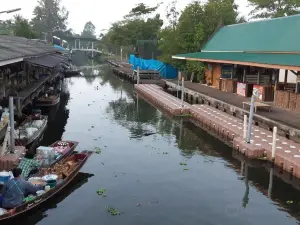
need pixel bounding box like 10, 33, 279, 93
64, 69, 82, 77
0, 150, 93, 222
15, 112, 48, 147
35, 94, 60, 107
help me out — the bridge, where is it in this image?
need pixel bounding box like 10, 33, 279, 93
72, 47, 102, 54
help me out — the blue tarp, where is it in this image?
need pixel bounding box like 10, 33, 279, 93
128, 54, 177, 79
53, 44, 65, 51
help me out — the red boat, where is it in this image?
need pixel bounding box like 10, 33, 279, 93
0, 150, 93, 222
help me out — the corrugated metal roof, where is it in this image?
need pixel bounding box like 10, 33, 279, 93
0, 35, 56, 62
25, 54, 65, 68
202, 14, 300, 53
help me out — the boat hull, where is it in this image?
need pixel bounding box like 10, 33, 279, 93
0, 151, 93, 222
35, 96, 60, 107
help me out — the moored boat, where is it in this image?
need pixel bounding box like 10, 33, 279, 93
0, 150, 93, 221
35, 88, 60, 107
15, 110, 48, 147
64, 69, 82, 77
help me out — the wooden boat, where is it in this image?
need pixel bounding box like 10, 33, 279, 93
15, 110, 48, 147
64, 69, 82, 77
35, 94, 60, 107
0, 150, 93, 221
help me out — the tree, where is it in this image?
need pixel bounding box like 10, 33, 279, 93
81, 21, 96, 38
125, 3, 161, 19
166, 0, 179, 29
158, 0, 241, 81
13, 15, 37, 39
31, 0, 69, 33
100, 3, 163, 56
248, 0, 300, 18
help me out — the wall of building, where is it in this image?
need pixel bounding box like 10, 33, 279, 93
279, 69, 297, 83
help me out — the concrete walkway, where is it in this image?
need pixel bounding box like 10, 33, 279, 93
165, 80, 300, 131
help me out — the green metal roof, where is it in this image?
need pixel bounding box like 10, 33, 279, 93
173, 52, 300, 67
202, 14, 300, 53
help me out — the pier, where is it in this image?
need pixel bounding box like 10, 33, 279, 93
134, 83, 300, 178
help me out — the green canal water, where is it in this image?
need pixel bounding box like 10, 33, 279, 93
14, 65, 300, 225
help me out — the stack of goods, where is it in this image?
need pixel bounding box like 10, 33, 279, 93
53, 159, 78, 179
53, 141, 70, 154
36, 146, 56, 166
17, 118, 45, 139
0, 108, 9, 129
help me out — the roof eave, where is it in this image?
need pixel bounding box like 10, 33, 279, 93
183, 57, 300, 71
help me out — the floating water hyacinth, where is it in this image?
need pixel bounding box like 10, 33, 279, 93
106, 207, 120, 216
95, 147, 101, 154
96, 188, 106, 195
179, 162, 187, 166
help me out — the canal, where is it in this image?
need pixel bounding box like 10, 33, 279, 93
17, 64, 300, 225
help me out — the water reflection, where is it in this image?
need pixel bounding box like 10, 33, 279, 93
100, 64, 300, 223
39, 80, 70, 146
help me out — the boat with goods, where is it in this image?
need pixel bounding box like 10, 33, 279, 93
0, 150, 93, 222
15, 110, 48, 146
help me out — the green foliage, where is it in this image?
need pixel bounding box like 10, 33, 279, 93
248, 0, 300, 18
13, 15, 37, 39
158, 0, 241, 82
81, 21, 96, 38
31, 0, 69, 33
125, 3, 161, 19
100, 3, 163, 56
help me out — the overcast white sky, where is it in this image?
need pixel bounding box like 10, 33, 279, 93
1, 0, 251, 35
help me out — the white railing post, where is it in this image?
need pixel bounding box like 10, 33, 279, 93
243, 114, 247, 140
181, 77, 184, 108
137, 67, 140, 84
271, 126, 277, 159
9, 96, 15, 153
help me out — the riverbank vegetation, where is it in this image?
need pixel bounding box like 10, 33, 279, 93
100, 0, 300, 82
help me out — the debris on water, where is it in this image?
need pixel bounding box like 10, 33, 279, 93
136, 204, 141, 207
148, 200, 159, 204
183, 168, 189, 171
143, 132, 156, 136
94, 138, 98, 141
106, 207, 120, 216
103, 194, 107, 197
102, 162, 105, 165
88, 104, 91, 106
91, 125, 94, 128
179, 162, 187, 166
104, 145, 107, 148
286, 200, 294, 204
96, 188, 107, 196
95, 147, 101, 154
163, 152, 168, 154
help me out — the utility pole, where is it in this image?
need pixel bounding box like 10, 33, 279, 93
0, 8, 21, 14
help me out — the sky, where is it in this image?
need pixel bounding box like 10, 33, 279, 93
1, 0, 251, 35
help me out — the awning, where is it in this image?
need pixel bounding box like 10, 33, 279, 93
25, 54, 66, 68
172, 52, 300, 70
